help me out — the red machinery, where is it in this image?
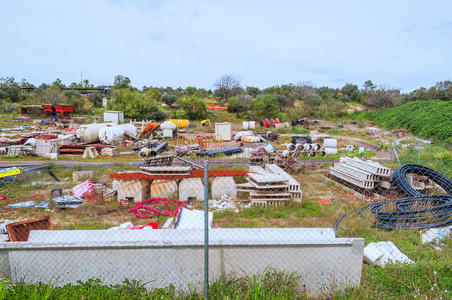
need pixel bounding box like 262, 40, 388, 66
42, 105, 74, 119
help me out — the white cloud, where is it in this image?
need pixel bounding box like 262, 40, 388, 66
0, 0, 451, 91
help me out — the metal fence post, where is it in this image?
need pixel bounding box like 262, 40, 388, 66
203, 160, 209, 299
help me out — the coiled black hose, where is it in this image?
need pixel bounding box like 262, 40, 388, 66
335, 164, 452, 234
367, 164, 452, 230
391, 164, 452, 197
367, 195, 452, 230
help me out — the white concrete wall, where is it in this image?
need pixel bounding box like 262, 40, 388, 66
0, 228, 363, 297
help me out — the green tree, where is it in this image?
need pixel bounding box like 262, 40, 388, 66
248, 95, 279, 120
363, 80, 376, 90
110, 88, 165, 120
178, 96, 207, 120
161, 93, 178, 118
245, 86, 260, 97
341, 83, 361, 102
43, 86, 64, 105
52, 78, 65, 88
0, 77, 21, 102
113, 75, 132, 89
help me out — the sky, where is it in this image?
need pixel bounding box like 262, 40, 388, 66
1, 0, 451, 91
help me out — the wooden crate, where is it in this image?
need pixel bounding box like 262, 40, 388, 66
6, 216, 53, 241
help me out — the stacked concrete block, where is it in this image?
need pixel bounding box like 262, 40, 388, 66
329, 157, 391, 189
114, 180, 150, 203
239, 165, 293, 206
179, 178, 204, 201
211, 177, 237, 201
265, 164, 302, 201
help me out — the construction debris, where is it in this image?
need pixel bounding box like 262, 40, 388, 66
364, 241, 413, 267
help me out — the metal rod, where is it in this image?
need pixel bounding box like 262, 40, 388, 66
203, 159, 209, 299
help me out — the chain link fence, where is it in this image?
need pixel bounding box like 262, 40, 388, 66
0, 155, 451, 298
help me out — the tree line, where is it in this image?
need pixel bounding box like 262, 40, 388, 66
0, 75, 450, 120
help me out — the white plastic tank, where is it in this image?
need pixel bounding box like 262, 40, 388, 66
98, 124, 137, 144
249, 121, 256, 129
242, 121, 249, 130
323, 138, 337, 148
324, 148, 338, 154
76, 123, 106, 144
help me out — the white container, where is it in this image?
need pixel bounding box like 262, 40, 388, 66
162, 129, 174, 138
76, 123, 106, 144
160, 121, 177, 130
323, 138, 337, 148
215, 122, 232, 141
242, 121, 249, 130
98, 124, 137, 144
325, 147, 338, 154
249, 121, 256, 129
359, 147, 364, 154
103, 111, 124, 124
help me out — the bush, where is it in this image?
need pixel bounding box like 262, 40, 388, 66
110, 88, 166, 120
178, 96, 207, 120
371, 100, 452, 144
249, 95, 279, 120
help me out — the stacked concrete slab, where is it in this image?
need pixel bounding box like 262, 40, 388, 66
329, 157, 391, 189
265, 164, 302, 201
237, 165, 302, 206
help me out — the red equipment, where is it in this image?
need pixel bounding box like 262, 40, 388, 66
129, 198, 188, 218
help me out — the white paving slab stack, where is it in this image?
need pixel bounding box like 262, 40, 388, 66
238, 165, 294, 206
179, 178, 204, 201
265, 164, 302, 201
211, 177, 237, 200
329, 157, 391, 189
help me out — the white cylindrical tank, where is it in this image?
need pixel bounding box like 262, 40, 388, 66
325, 148, 338, 154
323, 138, 337, 148
98, 124, 137, 144
249, 121, 256, 129
76, 123, 106, 144
242, 121, 249, 130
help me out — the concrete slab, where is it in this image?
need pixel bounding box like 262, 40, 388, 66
211, 177, 237, 200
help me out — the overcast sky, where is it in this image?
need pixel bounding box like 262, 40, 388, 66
1, 0, 451, 91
